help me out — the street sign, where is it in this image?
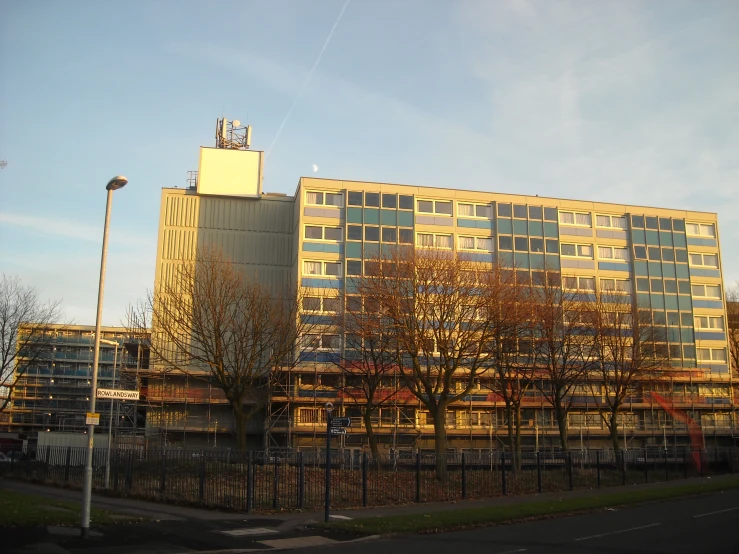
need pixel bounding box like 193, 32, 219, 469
330, 428, 347, 435
85, 413, 100, 425
97, 388, 140, 401
330, 417, 351, 428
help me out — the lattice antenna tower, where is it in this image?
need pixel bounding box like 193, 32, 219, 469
215, 118, 252, 150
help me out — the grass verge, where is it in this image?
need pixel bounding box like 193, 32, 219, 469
324, 474, 739, 535
0, 490, 141, 527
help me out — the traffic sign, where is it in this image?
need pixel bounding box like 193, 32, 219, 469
97, 388, 140, 401
330, 417, 351, 428
330, 428, 347, 435
85, 413, 100, 425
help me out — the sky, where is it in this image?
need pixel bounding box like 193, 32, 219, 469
1, 0, 738, 327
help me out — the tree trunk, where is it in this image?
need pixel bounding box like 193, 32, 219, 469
363, 409, 379, 457
232, 401, 247, 450
505, 402, 516, 473
514, 403, 522, 471
554, 400, 568, 452
432, 406, 448, 481
610, 410, 620, 451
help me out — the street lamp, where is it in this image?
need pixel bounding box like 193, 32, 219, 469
81, 175, 127, 539
97, 338, 119, 489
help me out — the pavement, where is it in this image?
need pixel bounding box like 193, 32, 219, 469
1, 474, 737, 553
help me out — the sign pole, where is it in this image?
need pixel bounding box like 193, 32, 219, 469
325, 402, 333, 523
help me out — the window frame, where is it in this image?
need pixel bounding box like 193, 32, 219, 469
559, 210, 593, 227
686, 222, 716, 237
457, 202, 492, 219
597, 245, 630, 261
304, 224, 343, 242
688, 252, 719, 268
562, 275, 595, 291
306, 190, 343, 207
458, 235, 494, 252
302, 260, 342, 277
416, 232, 453, 249
560, 242, 594, 259
417, 199, 453, 216
694, 315, 724, 330
691, 283, 721, 299
595, 214, 628, 229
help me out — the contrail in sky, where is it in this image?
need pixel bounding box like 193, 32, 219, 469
266, 0, 350, 157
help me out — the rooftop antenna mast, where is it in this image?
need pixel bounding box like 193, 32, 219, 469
215, 118, 251, 150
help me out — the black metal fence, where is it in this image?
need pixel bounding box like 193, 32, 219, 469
1, 445, 737, 513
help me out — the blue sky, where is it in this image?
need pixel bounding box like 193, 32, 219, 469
1, 0, 737, 326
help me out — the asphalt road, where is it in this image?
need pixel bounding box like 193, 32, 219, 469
304, 489, 739, 554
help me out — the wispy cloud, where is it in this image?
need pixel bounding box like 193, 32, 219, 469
0, 212, 152, 248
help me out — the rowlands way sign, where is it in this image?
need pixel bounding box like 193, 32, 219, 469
96, 389, 140, 401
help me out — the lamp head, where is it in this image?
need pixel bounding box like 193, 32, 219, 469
106, 175, 128, 191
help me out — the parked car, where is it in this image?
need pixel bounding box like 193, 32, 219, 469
6, 451, 26, 462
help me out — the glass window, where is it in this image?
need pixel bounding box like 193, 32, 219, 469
365, 192, 380, 207
382, 193, 396, 209
436, 234, 452, 249
347, 225, 362, 241
532, 271, 546, 286
528, 206, 543, 220
631, 215, 645, 229
683, 345, 695, 358
636, 278, 649, 292
544, 207, 558, 221
529, 238, 544, 252
348, 191, 363, 206
399, 229, 413, 244
561, 244, 576, 256
672, 220, 685, 233
325, 193, 342, 206
645, 216, 658, 230
306, 191, 323, 205
681, 312, 693, 326
686, 223, 715, 237
305, 226, 322, 239
459, 236, 475, 249
303, 297, 321, 311
667, 312, 679, 326
664, 280, 677, 293
324, 263, 341, 276
458, 203, 474, 217
578, 244, 593, 257
563, 276, 578, 289
497, 203, 512, 217
436, 201, 452, 215
477, 237, 493, 251
661, 248, 674, 262
516, 270, 531, 285
648, 247, 660, 261
651, 279, 664, 293
653, 311, 666, 325
514, 237, 528, 251
346, 261, 362, 276
545, 239, 559, 253
323, 298, 340, 312
678, 280, 690, 294
659, 218, 672, 231
381, 227, 397, 243
303, 261, 322, 275
417, 200, 433, 213
634, 246, 647, 259
417, 233, 433, 248
364, 226, 379, 242
476, 205, 492, 218
364, 261, 379, 276
513, 204, 527, 218
399, 195, 413, 210
580, 277, 595, 291
675, 249, 688, 263
324, 227, 342, 241
499, 236, 513, 250
559, 212, 574, 225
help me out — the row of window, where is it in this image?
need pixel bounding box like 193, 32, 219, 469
305, 192, 716, 237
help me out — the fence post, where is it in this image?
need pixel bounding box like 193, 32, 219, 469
125, 451, 133, 492
246, 450, 253, 513
362, 453, 368, 507
113, 449, 119, 490
501, 451, 507, 496
643, 448, 648, 483
272, 456, 279, 510
596, 450, 600, 489
536, 452, 542, 493
198, 451, 205, 504
415, 452, 421, 503
160, 451, 167, 494
298, 451, 305, 509
568, 451, 574, 491
64, 446, 72, 484
461, 452, 467, 499
684, 448, 688, 479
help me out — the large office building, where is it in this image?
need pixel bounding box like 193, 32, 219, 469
6, 324, 147, 438
146, 120, 736, 452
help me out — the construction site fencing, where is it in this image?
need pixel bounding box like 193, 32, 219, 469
1, 445, 736, 513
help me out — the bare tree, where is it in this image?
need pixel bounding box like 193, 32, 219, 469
331, 298, 403, 457
530, 273, 598, 452
0, 274, 63, 412
128, 248, 307, 450
583, 290, 666, 450
357, 247, 507, 480
726, 282, 739, 377
480, 268, 536, 469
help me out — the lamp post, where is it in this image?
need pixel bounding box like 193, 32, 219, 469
81, 175, 127, 539
98, 338, 119, 489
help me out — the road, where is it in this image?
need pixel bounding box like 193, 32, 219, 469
304, 489, 739, 554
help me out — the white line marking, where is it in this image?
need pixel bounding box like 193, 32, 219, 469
221, 527, 279, 536
575, 523, 661, 541
497, 549, 527, 554
329, 514, 353, 520
694, 507, 739, 518
260, 536, 338, 548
